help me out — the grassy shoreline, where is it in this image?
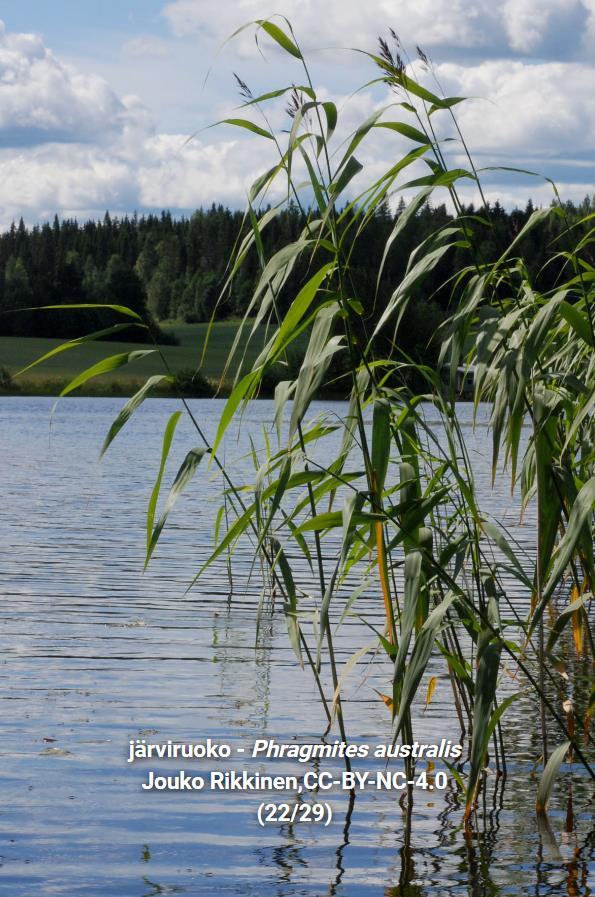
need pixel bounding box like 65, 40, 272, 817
0, 322, 262, 398
0, 378, 218, 398
0, 321, 322, 398
0, 322, 452, 400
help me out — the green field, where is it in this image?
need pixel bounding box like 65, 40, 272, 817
0, 322, 275, 395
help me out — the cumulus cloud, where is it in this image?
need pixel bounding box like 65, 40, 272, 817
0, 11, 594, 228
161, 0, 594, 58
0, 20, 151, 147
0, 133, 280, 229
449, 180, 595, 213
137, 134, 277, 208
579, 0, 595, 47
501, 0, 587, 53
0, 144, 135, 216
161, 0, 500, 54
435, 60, 595, 156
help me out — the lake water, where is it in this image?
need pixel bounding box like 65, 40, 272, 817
0, 396, 593, 896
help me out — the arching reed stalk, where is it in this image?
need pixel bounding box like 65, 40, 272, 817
22, 18, 593, 828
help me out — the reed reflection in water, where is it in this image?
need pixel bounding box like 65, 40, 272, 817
0, 396, 592, 896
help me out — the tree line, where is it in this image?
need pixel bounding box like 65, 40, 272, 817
1, 196, 593, 361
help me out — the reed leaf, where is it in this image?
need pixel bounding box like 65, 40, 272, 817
147, 447, 209, 564
392, 550, 423, 699
480, 520, 533, 590
392, 593, 455, 741
269, 537, 302, 664
101, 375, 171, 457
216, 118, 274, 139
558, 300, 594, 347
59, 350, 156, 398
289, 304, 342, 438
546, 592, 592, 653
210, 369, 261, 458
536, 741, 570, 813
15, 323, 142, 377
537, 476, 595, 613
27, 302, 144, 320
146, 411, 183, 561
255, 19, 302, 59
465, 594, 502, 822
265, 262, 334, 361
371, 398, 392, 497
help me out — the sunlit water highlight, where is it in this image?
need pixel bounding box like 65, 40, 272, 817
0, 397, 592, 896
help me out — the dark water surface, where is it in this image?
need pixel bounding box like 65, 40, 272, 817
0, 397, 592, 896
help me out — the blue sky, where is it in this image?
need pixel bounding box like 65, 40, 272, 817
3, 2, 165, 41
1, 1, 594, 227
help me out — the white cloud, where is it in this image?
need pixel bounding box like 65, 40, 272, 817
436, 60, 595, 156
0, 20, 151, 148
454, 180, 595, 210
0, 144, 134, 214
161, 0, 501, 53
0, 12, 594, 229
0, 131, 279, 229
580, 0, 595, 46
501, 0, 578, 51
137, 134, 276, 207
161, 0, 594, 57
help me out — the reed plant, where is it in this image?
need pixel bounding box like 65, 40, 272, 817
22, 18, 594, 828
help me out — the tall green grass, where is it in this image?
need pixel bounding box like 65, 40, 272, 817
23, 19, 594, 829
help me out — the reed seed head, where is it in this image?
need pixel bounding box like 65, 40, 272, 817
285, 86, 302, 119
233, 72, 253, 101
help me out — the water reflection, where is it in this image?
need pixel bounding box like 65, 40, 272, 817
142, 878, 187, 896
328, 789, 355, 896
0, 397, 592, 897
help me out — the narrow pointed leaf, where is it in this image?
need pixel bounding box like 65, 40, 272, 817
559, 300, 594, 347
424, 676, 438, 708
373, 121, 430, 143
147, 446, 209, 564
256, 19, 302, 58
270, 538, 302, 665
322, 101, 337, 141
392, 550, 423, 696
146, 411, 182, 558
101, 375, 170, 457
15, 323, 142, 377
331, 157, 363, 198
536, 741, 570, 813
34, 302, 144, 320
371, 398, 391, 496
481, 520, 533, 589
217, 118, 274, 139
211, 369, 260, 458
392, 593, 455, 740
59, 350, 156, 397
539, 477, 595, 609
465, 596, 502, 820
546, 592, 592, 653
